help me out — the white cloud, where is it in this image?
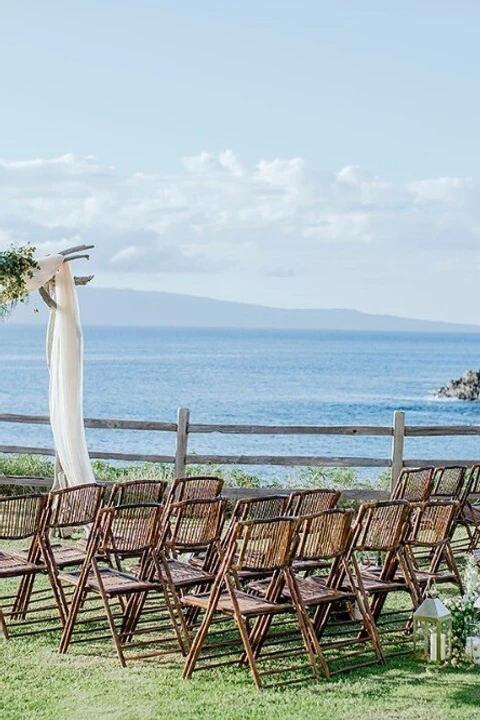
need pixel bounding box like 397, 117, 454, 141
1, 150, 480, 320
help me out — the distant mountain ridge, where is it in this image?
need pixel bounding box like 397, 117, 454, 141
8, 288, 480, 332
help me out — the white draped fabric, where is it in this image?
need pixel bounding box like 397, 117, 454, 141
24, 255, 64, 294
47, 262, 96, 489
21, 254, 95, 489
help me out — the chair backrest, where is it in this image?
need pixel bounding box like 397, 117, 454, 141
109, 479, 167, 506
0, 493, 46, 540
47, 483, 106, 528
285, 488, 340, 517
407, 500, 460, 548
163, 497, 227, 552
431, 466, 468, 502
295, 509, 353, 561
230, 495, 289, 524
352, 500, 410, 552
231, 517, 298, 572
391, 467, 434, 502
165, 476, 224, 506
466, 465, 480, 496
100, 503, 163, 555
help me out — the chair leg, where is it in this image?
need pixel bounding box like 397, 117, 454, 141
183, 582, 224, 679
226, 584, 263, 689
284, 569, 323, 680
346, 559, 384, 664
59, 583, 88, 654
156, 554, 191, 654
39, 538, 69, 625
0, 608, 9, 639
91, 563, 127, 667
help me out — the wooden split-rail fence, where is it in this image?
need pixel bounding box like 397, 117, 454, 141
1, 409, 480, 503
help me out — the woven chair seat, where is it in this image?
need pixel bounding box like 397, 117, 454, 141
287, 576, 353, 606
248, 575, 353, 606
162, 559, 214, 588
16, 542, 87, 567
182, 589, 290, 617
50, 543, 87, 566
0, 550, 41, 578
348, 570, 406, 594
406, 568, 459, 585
59, 567, 160, 595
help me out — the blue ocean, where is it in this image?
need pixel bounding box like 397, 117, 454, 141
1, 325, 480, 478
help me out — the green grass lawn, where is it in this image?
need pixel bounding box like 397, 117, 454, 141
1, 612, 479, 720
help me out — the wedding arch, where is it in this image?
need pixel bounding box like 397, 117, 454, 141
1, 244, 96, 489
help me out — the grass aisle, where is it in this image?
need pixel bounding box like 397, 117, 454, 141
0, 633, 479, 720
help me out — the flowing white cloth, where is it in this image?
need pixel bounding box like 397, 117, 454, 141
24, 255, 64, 293
46, 263, 96, 489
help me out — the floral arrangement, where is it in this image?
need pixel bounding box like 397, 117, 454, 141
444, 553, 480, 667
0, 243, 38, 319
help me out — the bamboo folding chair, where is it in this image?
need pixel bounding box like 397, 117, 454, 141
347, 500, 416, 637
0, 493, 57, 639
107, 480, 167, 571
163, 478, 224, 572
248, 509, 384, 676
285, 489, 341, 517
221, 495, 290, 581
58, 502, 188, 666
284, 490, 341, 574
109, 479, 168, 506
427, 466, 470, 557
459, 465, 480, 551
27, 483, 107, 623
182, 517, 322, 689
121, 497, 227, 643
390, 467, 434, 502
403, 500, 463, 598
157, 497, 227, 626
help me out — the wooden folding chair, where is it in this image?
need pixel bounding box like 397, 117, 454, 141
58, 502, 187, 666
404, 500, 463, 598
427, 467, 471, 557
348, 500, 416, 635
221, 495, 289, 581
459, 465, 480, 550
391, 467, 434, 502
119, 496, 227, 644
285, 488, 340, 517
182, 516, 321, 689
248, 509, 384, 675
158, 497, 227, 623
0, 493, 57, 638
109, 479, 167, 506
31, 483, 107, 622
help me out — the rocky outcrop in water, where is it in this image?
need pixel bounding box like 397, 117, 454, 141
436, 370, 480, 400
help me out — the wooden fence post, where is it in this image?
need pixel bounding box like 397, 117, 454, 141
175, 408, 190, 477
391, 410, 405, 490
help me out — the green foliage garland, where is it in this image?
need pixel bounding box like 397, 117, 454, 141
0, 243, 38, 319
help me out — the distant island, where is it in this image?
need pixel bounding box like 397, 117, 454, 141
8, 288, 480, 333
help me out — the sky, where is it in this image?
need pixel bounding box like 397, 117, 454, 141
1, 0, 480, 323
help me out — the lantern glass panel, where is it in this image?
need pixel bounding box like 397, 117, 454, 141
413, 616, 452, 663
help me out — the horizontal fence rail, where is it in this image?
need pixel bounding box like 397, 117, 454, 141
1, 410, 480, 493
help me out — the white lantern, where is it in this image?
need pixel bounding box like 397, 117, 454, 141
413, 597, 452, 663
